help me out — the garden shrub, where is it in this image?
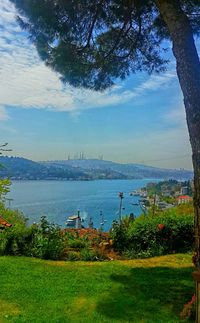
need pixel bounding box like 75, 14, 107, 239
111, 207, 194, 258
29, 217, 66, 260
0, 230, 7, 255
2, 225, 31, 255
129, 211, 193, 255
80, 248, 98, 261
0, 203, 30, 255
67, 238, 88, 250
122, 243, 165, 259
1, 214, 66, 260
66, 251, 81, 261
110, 220, 130, 252
1, 212, 109, 261
80, 248, 108, 261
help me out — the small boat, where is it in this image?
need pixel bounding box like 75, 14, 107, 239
66, 214, 83, 228
130, 190, 140, 196
65, 219, 75, 227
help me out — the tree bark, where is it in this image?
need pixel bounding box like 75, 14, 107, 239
155, 0, 200, 321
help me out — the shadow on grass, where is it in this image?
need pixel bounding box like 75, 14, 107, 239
96, 266, 194, 322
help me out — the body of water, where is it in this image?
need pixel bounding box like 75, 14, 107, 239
7, 179, 160, 230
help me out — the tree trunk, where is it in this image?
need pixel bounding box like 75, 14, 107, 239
155, 0, 200, 321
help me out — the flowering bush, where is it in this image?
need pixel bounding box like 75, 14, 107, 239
129, 213, 193, 256
180, 294, 196, 320
111, 207, 194, 257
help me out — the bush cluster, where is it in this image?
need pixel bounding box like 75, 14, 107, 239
1, 209, 108, 261
111, 207, 194, 258
1, 215, 66, 260
64, 229, 108, 261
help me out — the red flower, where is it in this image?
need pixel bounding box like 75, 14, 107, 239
158, 223, 165, 230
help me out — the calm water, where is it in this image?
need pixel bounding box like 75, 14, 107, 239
8, 179, 159, 230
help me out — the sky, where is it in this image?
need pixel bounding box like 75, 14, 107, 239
0, 0, 198, 170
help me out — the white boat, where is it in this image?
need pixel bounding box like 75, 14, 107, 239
130, 190, 141, 196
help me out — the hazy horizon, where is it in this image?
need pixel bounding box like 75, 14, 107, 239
1, 153, 193, 171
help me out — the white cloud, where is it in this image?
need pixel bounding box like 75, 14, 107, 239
0, 0, 177, 118
163, 103, 187, 127
0, 106, 9, 121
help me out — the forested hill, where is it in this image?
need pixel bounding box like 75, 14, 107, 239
0, 156, 88, 180
42, 158, 193, 180
0, 156, 193, 181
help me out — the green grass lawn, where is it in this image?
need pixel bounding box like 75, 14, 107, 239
0, 254, 194, 323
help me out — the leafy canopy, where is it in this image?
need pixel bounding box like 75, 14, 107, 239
11, 0, 200, 90
0, 178, 11, 202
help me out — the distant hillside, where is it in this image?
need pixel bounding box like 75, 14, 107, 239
0, 156, 89, 180
0, 156, 193, 180
42, 158, 193, 180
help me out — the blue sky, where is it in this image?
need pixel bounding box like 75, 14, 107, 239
0, 0, 197, 170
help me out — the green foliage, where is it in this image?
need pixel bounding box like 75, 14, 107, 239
27, 216, 66, 260
1, 215, 66, 260
1, 212, 111, 261
0, 178, 11, 202
0, 200, 28, 256
0, 201, 26, 226
65, 248, 108, 261
110, 220, 130, 252
66, 251, 81, 261
0, 176, 26, 255
175, 202, 194, 215
146, 180, 193, 198
111, 206, 194, 257
65, 229, 90, 250
1, 225, 34, 256
129, 210, 193, 255
122, 247, 164, 259
67, 238, 88, 250
161, 196, 176, 204
1, 215, 109, 261
80, 248, 107, 261
10, 0, 200, 90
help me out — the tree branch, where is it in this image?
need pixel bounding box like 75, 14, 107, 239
103, 21, 130, 59
102, 3, 135, 60
116, 14, 142, 60
78, 0, 104, 52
